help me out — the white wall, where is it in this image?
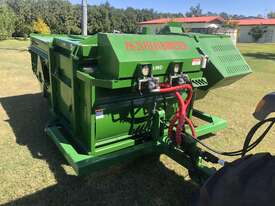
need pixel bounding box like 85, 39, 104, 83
238, 25, 275, 43
184, 22, 220, 29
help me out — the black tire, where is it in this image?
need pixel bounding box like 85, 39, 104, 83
196, 153, 275, 206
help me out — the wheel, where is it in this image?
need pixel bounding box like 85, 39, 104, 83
196, 153, 275, 206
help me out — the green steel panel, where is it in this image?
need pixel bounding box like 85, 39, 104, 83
45, 126, 157, 175
97, 33, 202, 79
194, 34, 252, 89
95, 138, 135, 156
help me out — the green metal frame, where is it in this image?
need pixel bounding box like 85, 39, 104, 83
46, 126, 158, 175
45, 109, 226, 176
29, 32, 251, 184
191, 109, 227, 137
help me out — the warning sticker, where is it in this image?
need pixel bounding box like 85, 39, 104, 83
95, 109, 104, 119
192, 58, 201, 66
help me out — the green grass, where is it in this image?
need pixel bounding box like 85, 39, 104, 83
0, 39, 30, 50
238, 43, 275, 73
0, 39, 275, 206
196, 43, 275, 162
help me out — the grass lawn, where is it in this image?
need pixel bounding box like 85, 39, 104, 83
0, 40, 275, 206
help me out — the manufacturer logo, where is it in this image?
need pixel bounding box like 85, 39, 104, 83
125, 41, 188, 51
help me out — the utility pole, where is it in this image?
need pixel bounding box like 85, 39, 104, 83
82, 0, 88, 36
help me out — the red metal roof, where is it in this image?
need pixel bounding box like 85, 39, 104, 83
139, 16, 224, 25
233, 18, 275, 26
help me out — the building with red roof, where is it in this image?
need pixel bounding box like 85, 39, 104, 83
139, 16, 237, 43
139, 16, 224, 34
140, 16, 275, 43
232, 19, 275, 43
233, 18, 275, 26
140, 16, 224, 25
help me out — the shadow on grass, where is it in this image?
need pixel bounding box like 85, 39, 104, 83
243, 52, 275, 61
0, 93, 199, 206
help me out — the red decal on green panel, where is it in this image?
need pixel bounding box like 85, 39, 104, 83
125, 41, 188, 51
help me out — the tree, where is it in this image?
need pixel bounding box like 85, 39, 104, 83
185, 4, 203, 17
219, 12, 229, 19
6, 0, 33, 37
2, 0, 262, 37
248, 26, 267, 42
256, 14, 264, 18
33, 18, 50, 34
206, 11, 218, 16
43, 0, 78, 34
0, 4, 16, 40
123, 7, 139, 33
110, 8, 126, 32
267, 11, 275, 18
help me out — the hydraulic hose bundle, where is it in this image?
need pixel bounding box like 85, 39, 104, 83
154, 82, 275, 158
156, 83, 197, 145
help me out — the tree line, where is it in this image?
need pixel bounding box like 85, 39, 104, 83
0, 0, 274, 40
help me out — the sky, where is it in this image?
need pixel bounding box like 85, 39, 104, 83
71, 0, 275, 17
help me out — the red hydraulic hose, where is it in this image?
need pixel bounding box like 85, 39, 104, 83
158, 84, 192, 93
158, 83, 197, 145
185, 116, 197, 138
175, 91, 185, 144
168, 112, 179, 139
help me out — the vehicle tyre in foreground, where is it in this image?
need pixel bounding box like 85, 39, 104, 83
196, 153, 275, 206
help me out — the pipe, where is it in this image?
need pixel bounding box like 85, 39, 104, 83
158, 83, 196, 145
175, 92, 184, 144
82, 0, 88, 36
158, 84, 193, 93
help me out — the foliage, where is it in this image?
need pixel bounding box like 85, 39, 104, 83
20, 24, 33, 39
6, 0, 32, 37
248, 26, 267, 42
6, 0, 79, 36
0, 0, 268, 37
0, 4, 16, 40
185, 4, 202, 17
33, 18, 50, 34
267, 11, 275, 18
4, 0, 185, 36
